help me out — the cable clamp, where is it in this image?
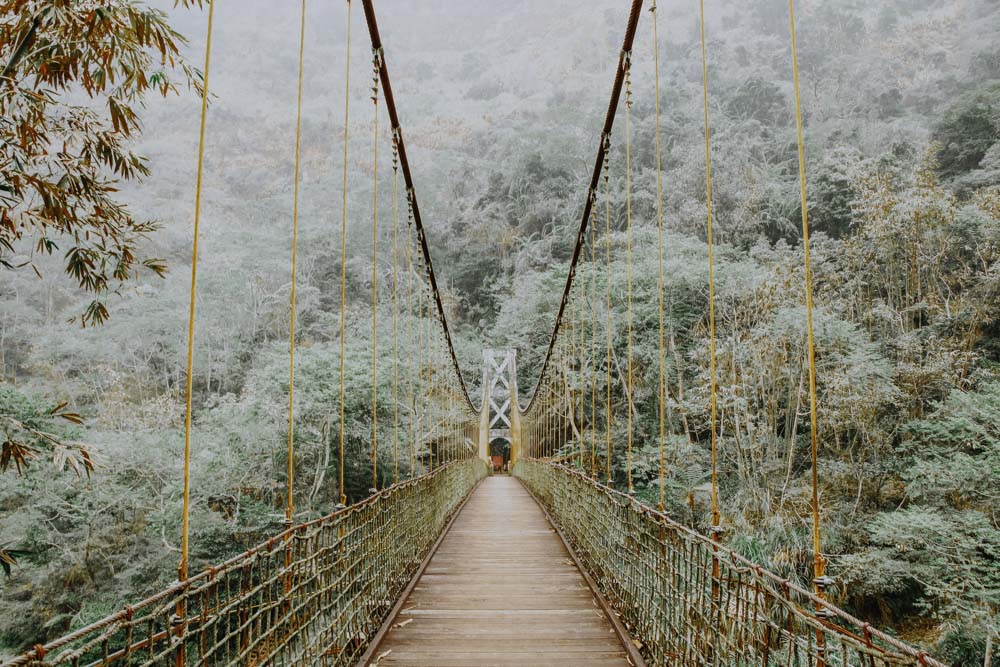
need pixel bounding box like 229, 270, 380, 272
814, 606, 838, 619
621, 49, 632, 70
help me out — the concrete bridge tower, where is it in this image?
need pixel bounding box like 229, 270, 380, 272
479, 348, 522, 466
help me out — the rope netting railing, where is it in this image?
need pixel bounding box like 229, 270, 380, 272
8, 460, 487, 667
515, 460, 946, 667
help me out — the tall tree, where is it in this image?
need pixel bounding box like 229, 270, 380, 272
1, 0, 203, 325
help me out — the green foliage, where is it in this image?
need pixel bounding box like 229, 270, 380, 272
0, 386, 91, 479
933, 82, 1000, 183
0, 0, 203, 325
4, 0, 1000, 660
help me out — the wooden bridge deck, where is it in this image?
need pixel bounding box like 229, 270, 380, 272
367, 475, 633, 666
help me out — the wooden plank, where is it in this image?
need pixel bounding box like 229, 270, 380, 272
361, 476, 635, 666
354, 474, 486, 667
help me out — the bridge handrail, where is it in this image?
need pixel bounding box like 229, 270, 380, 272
6, 460, 488, 667
515, 459, 948, 667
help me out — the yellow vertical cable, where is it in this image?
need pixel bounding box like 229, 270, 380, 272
578, 292, 585, 469
603, 136, 613, 484
652, 0, 668, 511
431, 300, 437, 468
407, 205, 415, 478
576, 292, 587, 472
286, 0, 308, 524
436, 332, 443, 465
441, 336, 447, 461
179, 0, 215, 587
569, 307, 574, 463
337, 0, 352, 506
370, 50, 380, 492
391, 133, 400, 485
547, 366, 552, 458
542, 386, 547, 458
589, 205, 598, 478
565, 323, 571, 459
549, 374, 559, 457
429, 321, 435, 470
417, 274, 425, 474
428, 291, 433, 468
699, 0, 720, 531
787, 0, 827, 609
556, 365, 561, 457
623, 54, 634, 495
543, 387, 547, 459
441, 370, 452, 463
452, 389, 457, 462
576, 292, 587, 471
564, 344, 570, 457
438, 333, 443, 464
541, 387, 545, 458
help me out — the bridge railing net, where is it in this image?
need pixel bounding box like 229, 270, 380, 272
12, 460, 487, 667
515, 460, 945, 667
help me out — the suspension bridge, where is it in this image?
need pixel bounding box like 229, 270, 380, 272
6, 0, 957, 665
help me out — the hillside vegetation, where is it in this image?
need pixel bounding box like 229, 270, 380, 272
2, 0, 999, 662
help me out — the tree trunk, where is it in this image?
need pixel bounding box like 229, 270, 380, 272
309, 417, 332, 508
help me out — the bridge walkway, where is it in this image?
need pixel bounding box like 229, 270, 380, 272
366, 475, 633, 666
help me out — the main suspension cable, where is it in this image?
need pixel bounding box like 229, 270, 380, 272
521, 0, 645, 418
360, 0, 476, 412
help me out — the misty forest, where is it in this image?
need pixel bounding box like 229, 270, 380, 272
2, 0, 1000, 664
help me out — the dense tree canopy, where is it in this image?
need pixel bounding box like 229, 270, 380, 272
2, 0, 999, 663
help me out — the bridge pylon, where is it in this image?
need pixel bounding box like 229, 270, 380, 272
479, 348, 521, 467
